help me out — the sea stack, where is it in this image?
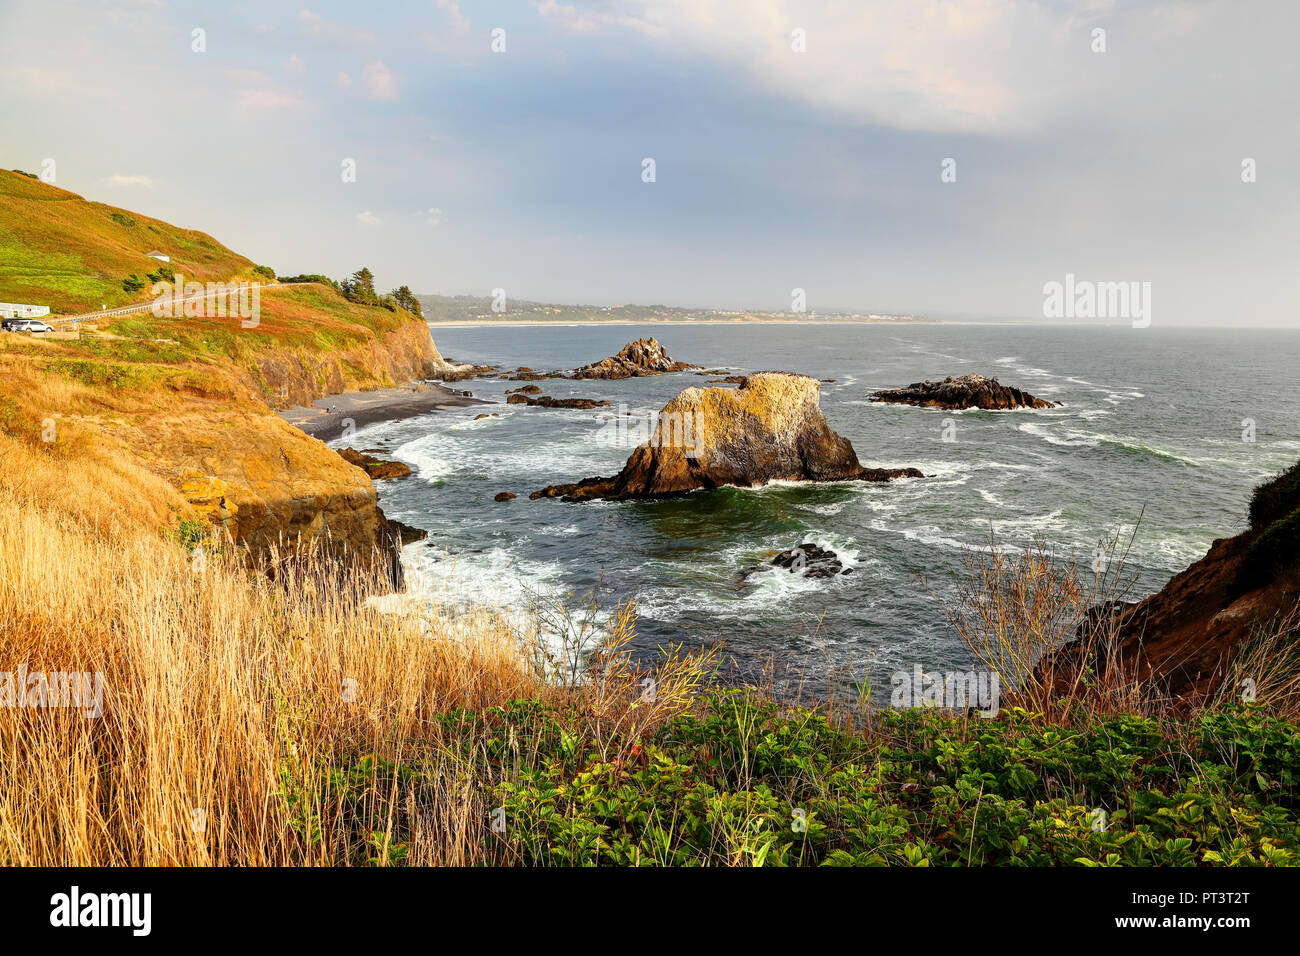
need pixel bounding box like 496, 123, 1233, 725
870, 373, 1059, 410
570, 337, 698, 379
532, 371, 922, 502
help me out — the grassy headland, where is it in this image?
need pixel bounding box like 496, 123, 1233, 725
0, 169, 266, 314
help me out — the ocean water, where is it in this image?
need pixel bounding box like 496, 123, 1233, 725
341, 323, 1300, 698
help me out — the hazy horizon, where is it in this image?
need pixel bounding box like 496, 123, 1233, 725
3, 1, 1298, 326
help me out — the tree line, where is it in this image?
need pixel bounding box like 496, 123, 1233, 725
276, 267, 423, 318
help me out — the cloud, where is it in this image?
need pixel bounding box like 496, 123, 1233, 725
238, 89, 303, 109
285, 54, 305, 75
535, 0, 603, 34
356, 211, 382, 226
298, 8, 376, 46
434, 0, 470, 35
336, 71, 352, 89
226, 67, 272, 86
103, 174, 153, 188
533, 0, 665, 39
525, 0, 1150, 134
421, 207, 444, 226
362, 60, 400, 101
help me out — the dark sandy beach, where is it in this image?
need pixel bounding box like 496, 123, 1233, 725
279, 382, 489, 442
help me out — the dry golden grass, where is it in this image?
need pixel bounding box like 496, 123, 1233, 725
0, 396, 716, 868
938, 525, 1168, 720
1215, 602, 1300, 720
0, 482, 714, 865
939, 524, 1300, 726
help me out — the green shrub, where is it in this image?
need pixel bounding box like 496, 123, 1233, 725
1250, 462, 1300, 529
1244, 511, 1300, 585
279, 274, 341, 292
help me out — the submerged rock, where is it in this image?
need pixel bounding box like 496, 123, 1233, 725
870, 373, 1058, 410
506, 394, 611, 409
571, 337, 698, 379
531, 371, 922, 502
505, 367, 551, 381
743, 543, 851, 580
494, 491, 516, 502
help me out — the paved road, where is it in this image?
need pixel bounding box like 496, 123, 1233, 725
50, 281, 283, 326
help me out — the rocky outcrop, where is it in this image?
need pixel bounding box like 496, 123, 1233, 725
505, 367, 551, 381
695, 371, 748, 385
743, 543, 852, 580
871, 374, 1058, 410
494, 492, 516, 502
1057, 461, 1300, 702
151, 412, 416, 588
506, 394, 611, 410
338, 447, 412, 480
491, 340, 696, 383
571, 338, 698, 379
531, 372, 922, 502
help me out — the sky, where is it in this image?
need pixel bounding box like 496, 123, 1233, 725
1, 0, 1297, 324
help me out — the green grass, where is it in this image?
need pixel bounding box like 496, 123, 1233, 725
0, 169, 258, 314
306, 691, 1300, 867
46, 358, 166, 391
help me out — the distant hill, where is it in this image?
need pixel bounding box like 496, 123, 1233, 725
0, 169, 264, 314
417, 294, 710, 324
416, 292, 926, 325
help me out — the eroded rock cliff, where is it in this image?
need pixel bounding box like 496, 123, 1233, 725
1063, 461, 1300, 702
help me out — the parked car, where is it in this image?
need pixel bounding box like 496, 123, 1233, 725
6, 319, 53, 333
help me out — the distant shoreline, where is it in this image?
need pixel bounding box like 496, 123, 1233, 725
426, 318, 945, 328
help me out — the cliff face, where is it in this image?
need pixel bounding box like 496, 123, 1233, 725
2, 299, 443, 588
533, 372, 922, 501
161, 412, 404, 581
182, 327, 439, 583
253, 312, 441, 410
1080, 462, 1300, 700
